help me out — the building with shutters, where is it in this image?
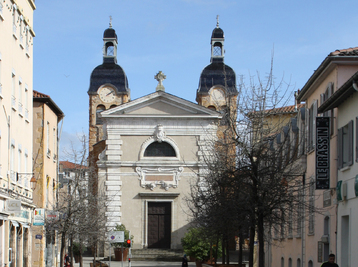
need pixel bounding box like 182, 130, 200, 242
269, 47, 358, 267
318, 68, 358, 267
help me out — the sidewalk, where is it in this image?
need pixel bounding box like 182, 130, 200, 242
73, 257, 196, 267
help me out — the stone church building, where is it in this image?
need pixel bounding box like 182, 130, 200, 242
87, 20, 237, 250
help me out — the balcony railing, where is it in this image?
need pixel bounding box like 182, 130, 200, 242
10, 171, 16, 182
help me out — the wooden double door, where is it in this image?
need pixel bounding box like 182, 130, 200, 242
147, 202, 171, 248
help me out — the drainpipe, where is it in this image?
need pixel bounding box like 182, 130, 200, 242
3, 105, 11, 193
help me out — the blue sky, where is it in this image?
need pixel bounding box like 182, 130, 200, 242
33, 0, 358, 159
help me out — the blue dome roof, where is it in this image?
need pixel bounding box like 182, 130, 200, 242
211, 27, 224, 39
197, 62, 237, 95
88, 63, 129, 94
103, 28, 117, 39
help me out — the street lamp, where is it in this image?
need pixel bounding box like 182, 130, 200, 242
30, 176, 37, 191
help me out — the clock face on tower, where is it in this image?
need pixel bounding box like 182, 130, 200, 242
98, 86, 116, 103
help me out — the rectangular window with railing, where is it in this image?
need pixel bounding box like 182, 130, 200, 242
0, 53, 2, 97
24, 85, 29, 121
18, 79, 23, 116
11, 71, 16, 110
17, 148, 22, 185
10, 143, 15, 182
12, 4, 17, 38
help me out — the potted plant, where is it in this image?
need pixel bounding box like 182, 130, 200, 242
73, 242, 87, 263
181, 227, 221, 267
112, 224, 134, 261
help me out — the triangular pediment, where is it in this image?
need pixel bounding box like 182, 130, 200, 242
101, 91, 221, 118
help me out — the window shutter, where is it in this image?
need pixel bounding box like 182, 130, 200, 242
320, 93, 324, 106
306, 108, 310, 152
338, 127, 343, 169
313, 100, 318, 149
348, 120, 353, 166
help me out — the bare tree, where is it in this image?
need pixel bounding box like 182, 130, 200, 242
48, 135, 107, 267
188, 57, 313, 267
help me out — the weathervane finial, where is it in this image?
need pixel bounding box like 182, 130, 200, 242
216, 15, 219, 28
109, 16, 112, 28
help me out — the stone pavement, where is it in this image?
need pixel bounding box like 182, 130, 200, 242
73, 257, 196, 267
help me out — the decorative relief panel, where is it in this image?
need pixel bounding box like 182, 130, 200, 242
136, 167, 184, 190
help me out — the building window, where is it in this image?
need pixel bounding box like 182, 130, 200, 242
281, 257, 285, 267
96, 105, 105, 125
17, 148, 22, 184
0, 131, 2, 176
308, 260, 313, 267
0, 53, 2, 96
25, 26, 30, 52
12, 4, 17, 35
24, 152, 28, 188
10, 143, 15, 182
338, 120, 353, 169
288, 258, 292, 267
18, 79, 22, 114
47, 122, 50, 157
320, 83, 334, 135
323, 190, 331, 207
12, 71, 16, 108
24, 85, 29, 120
297, 258, 301, 267
53, 128, 56, 160
144, 142, 176, 157
19, 15, 23, 45
298, 108, 305, 155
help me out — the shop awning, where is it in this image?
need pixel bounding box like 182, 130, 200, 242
10, 220, 19, 227
21, 223, 30, 228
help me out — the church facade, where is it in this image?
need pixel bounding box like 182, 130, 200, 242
88, 20, 237, 249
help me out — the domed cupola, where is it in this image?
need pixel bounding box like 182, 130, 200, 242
197, 16, 238, 104
88, 20, 130, 95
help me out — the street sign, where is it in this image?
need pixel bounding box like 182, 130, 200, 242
35, 234, 42, 239
7, 200, 21, 212
108, 231, 124, 243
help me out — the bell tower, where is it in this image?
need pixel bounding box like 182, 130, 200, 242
103, 17, 118, 64
196, 17, 238, 126
88, 20, 130, 152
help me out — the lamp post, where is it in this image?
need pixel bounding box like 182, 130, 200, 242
30, 176, 37, 191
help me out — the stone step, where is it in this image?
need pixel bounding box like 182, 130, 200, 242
130, 249, 184, 261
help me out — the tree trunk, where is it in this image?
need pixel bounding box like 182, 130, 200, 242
226, 237, 229, 264
214, 236, 219, 264
249, 224, 255, 267
257, 213, 265, 267
70, 236, 73, 267
221, 235, 225, 264
60, 233, 66, 267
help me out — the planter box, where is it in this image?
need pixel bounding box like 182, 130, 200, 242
114, 247, 128, 261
